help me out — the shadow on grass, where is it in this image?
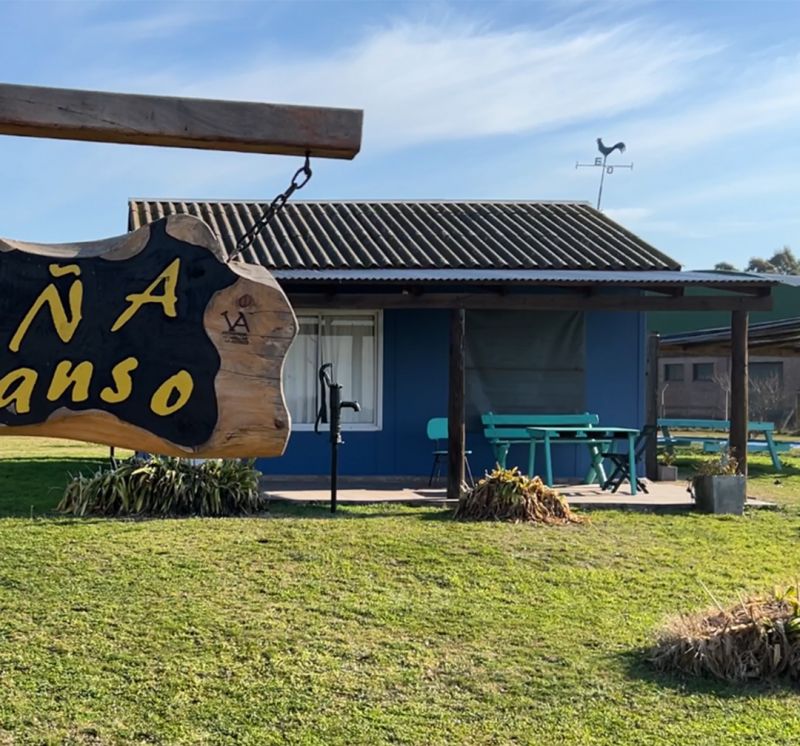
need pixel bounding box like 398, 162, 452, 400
0, 457, 109, 518
617, 648, 799, 698
265, 501, 454, 521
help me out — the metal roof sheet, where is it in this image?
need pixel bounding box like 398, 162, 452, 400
128, 199, 681, 272
270, 268, 775, 285
661, 317, 800, 350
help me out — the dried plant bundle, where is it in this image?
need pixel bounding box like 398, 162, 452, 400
649, 586, 800, 683
454, 466, 583, 525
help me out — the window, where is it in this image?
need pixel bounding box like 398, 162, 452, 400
663, 363, 684, 382
693, 362, 714, 381
750, 361, 783, 385
284, 311, 382, 430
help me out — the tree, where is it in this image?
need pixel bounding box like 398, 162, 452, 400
712, 370, 731, 420
746, 246, 799, 275
769, 247, 800, 274
714, 261, 738, 271
747, 257, 776, 273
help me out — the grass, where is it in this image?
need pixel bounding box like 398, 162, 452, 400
1, 439, 800, 743
0, 437, 132, 517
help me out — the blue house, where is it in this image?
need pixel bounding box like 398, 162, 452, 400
128, 199, 773, 486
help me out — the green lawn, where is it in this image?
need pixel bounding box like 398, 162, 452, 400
0, 437, 133, 517
1, 439, 800, 744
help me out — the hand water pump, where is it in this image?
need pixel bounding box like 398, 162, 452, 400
314, 363, 360, 513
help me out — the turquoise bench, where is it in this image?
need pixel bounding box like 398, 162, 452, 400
482, 412, 610, 486
658, 418, 782, 471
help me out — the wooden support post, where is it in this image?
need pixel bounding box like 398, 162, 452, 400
730, 310, 749, 475
448, 308, 466, 499
0, 82, 363, 159
645, 332, 660, 480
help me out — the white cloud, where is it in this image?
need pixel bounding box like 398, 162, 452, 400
156, 18, 716, 152
623, 53, 800, 157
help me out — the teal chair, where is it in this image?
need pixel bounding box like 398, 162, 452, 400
427, 417, 474, 487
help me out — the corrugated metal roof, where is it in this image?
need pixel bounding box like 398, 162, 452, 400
690, 270, 800, 286
128, 199, 681, 272
661, 317, 800, 351
740, 272, 800, 287
271, 268, 775, 285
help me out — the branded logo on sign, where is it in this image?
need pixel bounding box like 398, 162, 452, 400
221, 310, 251, 345
0, 215, 297, 457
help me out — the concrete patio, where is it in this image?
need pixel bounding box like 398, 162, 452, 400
261, 476, 775, 512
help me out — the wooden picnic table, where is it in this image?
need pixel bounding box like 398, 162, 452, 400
527, 426, 641, 495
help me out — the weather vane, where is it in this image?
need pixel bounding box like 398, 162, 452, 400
576, 138, 633, 210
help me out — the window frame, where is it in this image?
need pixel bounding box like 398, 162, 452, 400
692, 362, 715, 382
288, 309, 383, 432
663, 363, 685, 382
749, 360, 784, 385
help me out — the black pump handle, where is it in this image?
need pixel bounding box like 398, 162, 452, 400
314, 363, 333, 433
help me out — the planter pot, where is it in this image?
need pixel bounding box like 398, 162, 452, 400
692, 475, 746, 515
657, 465, 679, 482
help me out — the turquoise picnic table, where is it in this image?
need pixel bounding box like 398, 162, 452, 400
526, 426, 641, 495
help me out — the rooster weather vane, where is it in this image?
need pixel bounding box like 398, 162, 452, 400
576, 137, 633, 210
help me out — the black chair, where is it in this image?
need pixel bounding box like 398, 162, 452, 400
601, 425, 657, 494
427, 417, 474, 487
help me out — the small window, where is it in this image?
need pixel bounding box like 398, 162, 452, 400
664, 363, 684, 382
693, 362, 714, 381
284, 311, 382, 430
750, 361, 783, 385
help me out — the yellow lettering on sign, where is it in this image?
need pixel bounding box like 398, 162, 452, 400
100, 357, 139, 404
47, 360, 94, 403
150, 370, 194, 416
9, 264, 83, 352
0, 368, 38, 414
111, 258, 180, 332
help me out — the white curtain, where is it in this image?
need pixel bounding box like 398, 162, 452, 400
284, 313, 378, 426
321, 316, 376, 424
284, 316, 319, 424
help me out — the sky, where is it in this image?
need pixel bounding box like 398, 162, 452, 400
0, 0, 798, 270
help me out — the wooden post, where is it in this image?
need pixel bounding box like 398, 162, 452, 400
645, 332, 660, 480
730, 310, 749, 475
448, 308, 466, 499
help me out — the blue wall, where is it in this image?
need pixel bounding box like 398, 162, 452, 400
258, 307, 646, 478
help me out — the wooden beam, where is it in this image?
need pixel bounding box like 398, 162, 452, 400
645, 333, 660, 480
730, 310, 749, 475
448, 308, 466, 500
288, 292, 772, 312
0, 82, 362, 159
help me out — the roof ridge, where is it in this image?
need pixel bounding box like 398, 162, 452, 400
128, 197, 594, 206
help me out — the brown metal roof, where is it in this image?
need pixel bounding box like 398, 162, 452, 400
128, 199, 681, 272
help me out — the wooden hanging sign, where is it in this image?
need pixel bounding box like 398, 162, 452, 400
0, 215, 296, 457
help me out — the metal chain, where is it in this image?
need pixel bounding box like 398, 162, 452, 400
226, 152, 312, 263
